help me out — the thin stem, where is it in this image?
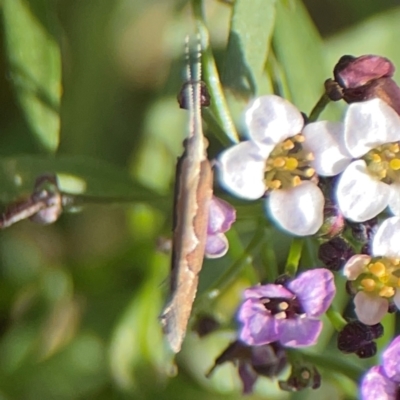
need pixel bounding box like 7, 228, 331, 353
262, 228, 279, 282
308, 92, 330, 122
284, 238, 303, 276
326, 305, 347, 331
192, 0, 239, 144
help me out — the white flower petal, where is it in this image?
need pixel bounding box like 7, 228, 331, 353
245, 95, 304, 146
336, 160, 390, 222
388, 183, 400, 216
268, 181, 324, 236
345, 99, 400, 158
343, 255, 371, 280
372, 217, 400, 258
218, 141, 269, 200
354, 291, 388, 325
302, 121, 351, 176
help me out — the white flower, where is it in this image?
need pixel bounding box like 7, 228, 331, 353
302, 98, 400, 222
343, 216, 400, 325
218, 95, 324, 236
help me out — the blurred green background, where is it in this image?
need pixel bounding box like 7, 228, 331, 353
0, 0, 399, 399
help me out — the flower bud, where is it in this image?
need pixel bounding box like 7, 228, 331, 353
333, 55, 394, 89
318, 237, 354, 271
329, 54, 400, 115
337, 320, 383, 358
279, 363, 321, 391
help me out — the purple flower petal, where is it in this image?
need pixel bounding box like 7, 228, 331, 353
382, 336, 400, 382
238, 299, 279, 346
277, 317, 322, 348
335, 55, 395, 89
205, 233, 228, 259
361, 366, 397, 400
287, 269, 336, 317
207, 196, 236, 234
243, 284, 294, 301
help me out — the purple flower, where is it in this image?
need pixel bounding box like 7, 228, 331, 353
205, 196, 236, 258
238, 269, 336, 348
360, 336, 400, 399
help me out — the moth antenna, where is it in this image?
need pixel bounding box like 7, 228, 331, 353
191, 32, 203, 140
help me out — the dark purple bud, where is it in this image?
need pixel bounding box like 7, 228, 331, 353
337, 320, 383, 357
343, 77, 400, 115
177, 80, 211, 109
334, 55, 395, 89
318, 237, 354, 271
369, 323, 384, 339
349, 218, 378, 243
356, 342, 377, 359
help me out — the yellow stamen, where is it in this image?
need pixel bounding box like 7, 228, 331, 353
282, 140, 294, 150
269, 180, 282, 189
285, 157, 298, 170
390, 159, 400, 171
273, 157, 285, 168
379, 286, 395, 298
390, 143, 399, 153
292, 176, 301, 186
378, 170, 387, 179
369, 262, 386, 277
371, 154, 381, 163
294, 134, 305, 143
304, 168, 315, 178
361, 278, 376, 291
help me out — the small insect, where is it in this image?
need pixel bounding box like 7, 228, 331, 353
160, 35, 213, 353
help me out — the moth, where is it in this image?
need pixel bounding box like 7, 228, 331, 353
160, 36, 213, 353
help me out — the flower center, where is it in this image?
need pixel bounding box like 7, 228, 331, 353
364, 142, 400, 184
357, 257, 400, 298
264, 135, 315, 190
261, 296, 304, 319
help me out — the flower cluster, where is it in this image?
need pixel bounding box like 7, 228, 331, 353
209, 54, 400, 395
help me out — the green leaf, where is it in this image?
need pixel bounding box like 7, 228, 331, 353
0, 155, 164, 206
223, 0, 276, 97
3, 0, 61, 152
273, 0, 328, 113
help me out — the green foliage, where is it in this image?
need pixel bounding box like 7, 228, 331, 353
3, 0, 61, 153
0, 0, 398, 398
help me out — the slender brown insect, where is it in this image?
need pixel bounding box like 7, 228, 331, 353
160, 35, 213, 353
